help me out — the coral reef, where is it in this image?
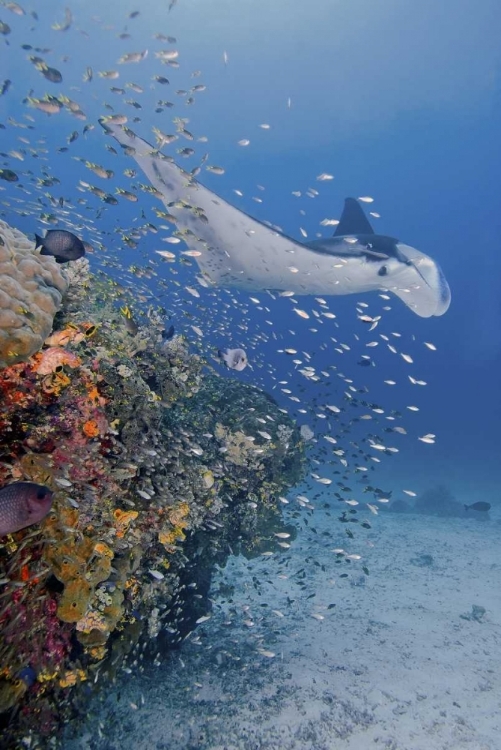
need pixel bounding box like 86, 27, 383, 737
389, 486, 491, 520
0, 251, 306, 747
388, 499, 412, 513
414, 485, 468, 518
0, 221, 69, 368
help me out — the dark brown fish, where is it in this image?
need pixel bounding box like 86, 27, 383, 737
464, 502, 491, 512
0, 482, 53, 536
0, 168, 18, 182
123, 316, 139, 335
41, 65, 63, 83
162, 324, 175, 341
35, 229, 86, 263
29, 56, 63, 84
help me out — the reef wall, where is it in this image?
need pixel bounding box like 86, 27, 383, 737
0, 229, 306, 748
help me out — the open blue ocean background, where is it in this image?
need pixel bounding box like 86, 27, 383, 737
2, 0, 500, 507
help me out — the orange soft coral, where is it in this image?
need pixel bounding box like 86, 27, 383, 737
86, 384, 107, 407
82, 420, 99, 438
113, 509, 138, 538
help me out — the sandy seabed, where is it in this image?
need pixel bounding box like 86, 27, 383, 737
66, 508, 501, 750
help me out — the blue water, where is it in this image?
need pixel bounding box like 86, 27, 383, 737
1, 0, 501, 745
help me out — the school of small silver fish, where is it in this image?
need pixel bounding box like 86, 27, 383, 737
0, 4, 442, 556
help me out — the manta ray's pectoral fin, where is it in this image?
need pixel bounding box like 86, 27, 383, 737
387, 243, 452, 317
100, 119, 315, 291
334, 197, 375, 237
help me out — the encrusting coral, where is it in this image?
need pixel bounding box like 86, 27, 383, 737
0, 221, 68, 369
0, 230, 306, 748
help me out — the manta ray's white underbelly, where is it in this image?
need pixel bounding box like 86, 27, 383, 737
165, 193, 381, 296
193, 229, 379, 296
101, 121, 451, 317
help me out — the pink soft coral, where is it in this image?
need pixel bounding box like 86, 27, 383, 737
32, 347, 81, 376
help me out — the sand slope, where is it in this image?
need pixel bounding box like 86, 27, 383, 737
67, 511, 501, 750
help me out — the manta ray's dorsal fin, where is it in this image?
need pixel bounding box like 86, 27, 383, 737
333, 197, 374, 237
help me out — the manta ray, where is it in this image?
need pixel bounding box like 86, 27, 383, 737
101, 121, 451, 317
